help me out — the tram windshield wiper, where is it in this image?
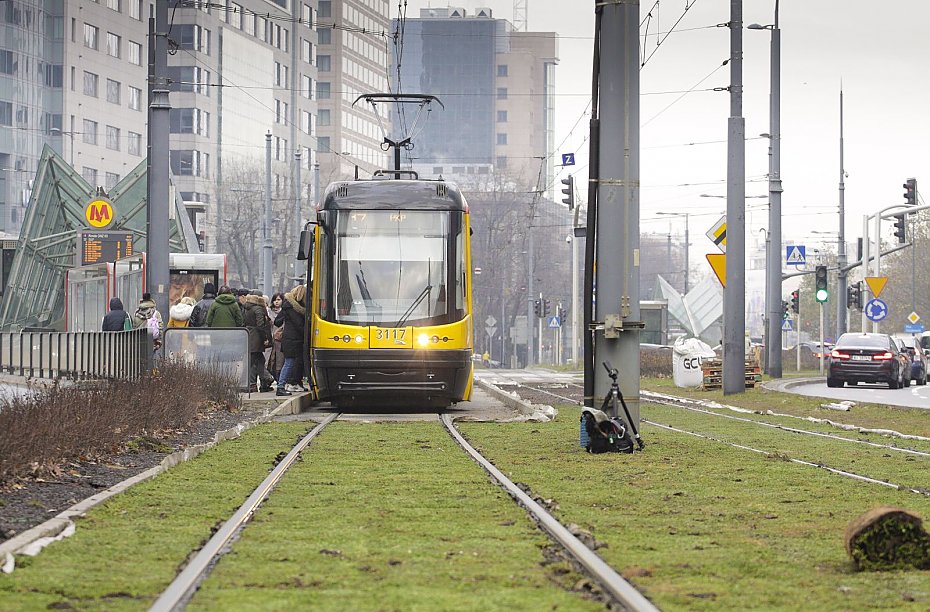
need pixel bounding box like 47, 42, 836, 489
394, 284, 432, 328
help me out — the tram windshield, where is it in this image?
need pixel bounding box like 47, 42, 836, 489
327, 210, 464, 326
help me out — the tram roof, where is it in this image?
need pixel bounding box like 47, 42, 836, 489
319, 179, 468, 212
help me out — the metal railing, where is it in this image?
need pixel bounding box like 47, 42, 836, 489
0, 328, 153, 381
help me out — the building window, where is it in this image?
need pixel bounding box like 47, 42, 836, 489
170, 108, 195, 133
318, 27, 331, 45
301, 74, 312, 98
318, 109, 330, 126
317, 82, 330, 99
128, 86, 141, 110
82, 167, 98, 185
497, 110, 507, 123
106, 126, 120, 150
243, 12, 255, 36
256, 16, 266, 41
497, 64, 508, 77
14, 106, 26, 127
230, 2, 242, 28
496, 133, 507, 145
170, 150, 194, 175
175, 24, 211, 55
317, 55, 331, 71
301, 38, 312, 63
318, 1, 331, 18
302, 3, 312, 25
496, 87, 507, 100
106, 0, 120, 12
129, 0, 142, 20
301, 110, 312, 134
0, 50, 16, 75
128, 41, 142, 66
105, 172, 120, 191
83, 71, 99, 96
496, 155, 508, 169
83, 23, 99, 50
0, 102, 11, 126
82, 119, 98, 144
318, 136, 330, 152
106, 78, 120, 104
275, 99, 288, 124
106, 32, 121, 57
45, 64, 63, 87
128, 131, 141, 155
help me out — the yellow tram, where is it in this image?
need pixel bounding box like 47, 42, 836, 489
298, 178, 474, 408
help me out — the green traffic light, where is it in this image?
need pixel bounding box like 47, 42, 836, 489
815, 288, 829, 303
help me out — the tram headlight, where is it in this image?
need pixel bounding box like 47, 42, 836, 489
417, 333, 430, 347
354, 335, 364, 344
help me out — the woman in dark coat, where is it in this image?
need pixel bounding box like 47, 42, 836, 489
274, 285, 306, 396
102, 297, 131, 331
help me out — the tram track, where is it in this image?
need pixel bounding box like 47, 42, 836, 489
150, 409, 657, 612
483, 374, 930, 499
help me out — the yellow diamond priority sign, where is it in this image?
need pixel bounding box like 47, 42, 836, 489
909, 312, 921, 325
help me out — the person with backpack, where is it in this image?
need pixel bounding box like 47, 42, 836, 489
102, 297, 132, 331
242, 289, 275, 392
133, 293, 163, 331
189, 282, 216, 327
274, 284, 306, 397
167, 296, 197, 328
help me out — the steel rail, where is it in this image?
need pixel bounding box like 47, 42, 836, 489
150, 413, 339, 612
440, 414, 658, 612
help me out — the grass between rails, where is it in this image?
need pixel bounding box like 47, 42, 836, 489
192, 421, 602, 611
644, 376, 930, 438
459, 406, 930, 610
0, 422, 313, 611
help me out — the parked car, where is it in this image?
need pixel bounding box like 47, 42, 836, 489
891, 337, 913, 387
797, 341, 834, 359
827, 333, 904, 389
898, 336, 928, 385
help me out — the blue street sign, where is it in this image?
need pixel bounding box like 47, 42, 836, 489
561, 153, 575, 166
865, 298, 888, 322
781, 319, 793, 332
785, 245, 806, 266
905, 323, 925, 333
548, 316, 561, 328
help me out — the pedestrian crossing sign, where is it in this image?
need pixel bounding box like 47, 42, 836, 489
548, 316, 561, 328
781, 319, 793, 332
786, 245, 806, 266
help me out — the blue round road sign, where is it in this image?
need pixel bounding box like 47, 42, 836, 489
865, 298, 888, 322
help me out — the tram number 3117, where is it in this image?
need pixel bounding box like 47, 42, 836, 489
376, 328, 406, 341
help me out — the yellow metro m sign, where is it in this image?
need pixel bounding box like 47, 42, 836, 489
85, 198, 114, 229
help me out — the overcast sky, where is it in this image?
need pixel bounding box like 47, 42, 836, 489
400, 0, 930, 262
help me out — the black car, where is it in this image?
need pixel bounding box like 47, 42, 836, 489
892, 337, 913, 387
827, 333, 904, 389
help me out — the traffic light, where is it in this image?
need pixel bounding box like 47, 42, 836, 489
781, 300, 789, 319
790, 289, 800, 314
904, 178, 917, 206
893, 214, 907, 244
543, 299, 551, 316
815, 265, 829, 303
846, 281, 862, 310
560, 175, 574, 210
558, 305, 567, 322
533, 299, 541, 317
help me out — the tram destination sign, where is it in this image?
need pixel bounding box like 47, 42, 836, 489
78, 230, 134, 266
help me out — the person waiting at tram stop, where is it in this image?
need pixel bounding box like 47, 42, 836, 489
206, 286, 244, 328
167, 296, 197, 328
242, 289, 276, 393
102, 297, 132, 331
274, 284, 307, 397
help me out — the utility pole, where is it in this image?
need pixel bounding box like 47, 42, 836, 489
146, 0, 170, 324
526, 228, 535, 366
592, 0, 641, 421
836, 88, 848, 338
723, 0, 747, 394
294, 148, 302, 280
263, 131, 273, 297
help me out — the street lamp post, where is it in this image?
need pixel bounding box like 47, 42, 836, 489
656, 212, 690, 294
263, 131, 273, 297
749, 1, 783, 378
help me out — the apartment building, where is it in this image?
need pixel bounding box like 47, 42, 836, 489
389, 7, 558, 193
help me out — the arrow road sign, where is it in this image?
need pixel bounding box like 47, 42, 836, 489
786, 245, 806, 266
561, 153, 575, 166
865, 298, 888, 323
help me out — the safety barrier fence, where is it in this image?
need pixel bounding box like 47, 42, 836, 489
0, 328, 153, 381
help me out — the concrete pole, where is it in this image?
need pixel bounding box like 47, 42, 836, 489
861, 214, 870, 330
571, 231, 579, 365
294, 149, 302, 280
724, 0, 747, 394
526, 228, 534, 366
146, 1, 170, 323
264, 131, 273, 297
765, 5, 783, 378
594, 0, 640, 421
836, 88, 848, 337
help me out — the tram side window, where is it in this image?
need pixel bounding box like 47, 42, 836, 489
455, 220, 465, 318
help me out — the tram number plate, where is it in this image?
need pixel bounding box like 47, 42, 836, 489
370, 326, 412, 348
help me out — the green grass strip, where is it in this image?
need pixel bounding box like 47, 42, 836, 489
460, 407, 930, 610
192, 421, 604, 611
0, 422, 312, 611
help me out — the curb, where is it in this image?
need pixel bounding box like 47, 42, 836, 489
474, 378, 556, 420
0, 393, 304, 570
761, 377, 823, 393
